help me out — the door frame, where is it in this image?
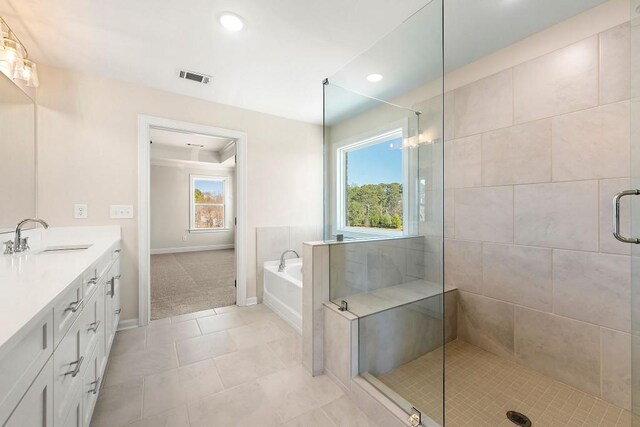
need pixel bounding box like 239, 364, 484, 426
137, 115, 248, 326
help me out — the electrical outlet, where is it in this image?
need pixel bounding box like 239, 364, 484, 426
110, 205, 134, 219
74, 204, 88, 219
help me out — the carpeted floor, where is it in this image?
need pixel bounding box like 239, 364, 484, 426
150, 249, 236, 320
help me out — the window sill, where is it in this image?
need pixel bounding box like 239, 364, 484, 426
188, 228, 232, 233
336, 227, 403, 239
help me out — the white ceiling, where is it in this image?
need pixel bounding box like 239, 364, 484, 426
0, 0, 427, 124
0, 0, 609, 125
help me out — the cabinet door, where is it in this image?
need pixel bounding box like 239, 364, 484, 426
4, 357, 54, 427
0, 309, 53, 423
61, 385, 82, 427
81, 345, 100, 427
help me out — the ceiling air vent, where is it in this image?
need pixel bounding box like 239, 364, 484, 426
179, 70, 212, 85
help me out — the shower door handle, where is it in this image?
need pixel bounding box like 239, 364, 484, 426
613, 190, 640, 244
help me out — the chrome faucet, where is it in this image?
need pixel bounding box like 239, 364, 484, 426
4, 218, 49, 254
278, 249, 299, 272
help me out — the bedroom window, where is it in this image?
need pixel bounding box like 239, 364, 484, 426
190, 175, 227, 230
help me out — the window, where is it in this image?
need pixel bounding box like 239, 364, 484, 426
336, 127, 406, 235
190, 175, 227, 231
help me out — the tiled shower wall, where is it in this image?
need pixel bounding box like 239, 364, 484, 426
442, 23, 631, 409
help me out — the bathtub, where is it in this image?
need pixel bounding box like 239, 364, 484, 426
263, 258, 302, 333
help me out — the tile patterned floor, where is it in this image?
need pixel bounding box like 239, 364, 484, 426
91, 304, 377, 427
150, 250, 236, 319
379, 340, 633, 427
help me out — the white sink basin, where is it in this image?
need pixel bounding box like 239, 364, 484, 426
40, 244, 92, 253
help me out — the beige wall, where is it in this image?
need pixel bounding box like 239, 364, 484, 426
36, 65, 323, 321
150, 164, 235, 251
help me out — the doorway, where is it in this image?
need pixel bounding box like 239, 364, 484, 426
138, 116, 247, 326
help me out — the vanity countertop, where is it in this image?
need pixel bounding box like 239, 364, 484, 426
0, 226, 121, 351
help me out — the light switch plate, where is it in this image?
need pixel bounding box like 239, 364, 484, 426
110, 205, 134, 219
74, 204, 88, 219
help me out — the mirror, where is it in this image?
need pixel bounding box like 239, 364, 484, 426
0, 72, 35, 233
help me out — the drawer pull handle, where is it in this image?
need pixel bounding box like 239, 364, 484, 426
114, 249, 121, 253
88, 277, 98, 285
115, 308, 121, 315
65, 297, 84, 313
88, 319, 101, 333
89, 376, 101, 395
65, 356, 84, 377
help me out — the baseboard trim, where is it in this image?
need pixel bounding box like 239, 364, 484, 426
245, 297, 258, 306
150, 244, 235, 255
117, 318, 139, 331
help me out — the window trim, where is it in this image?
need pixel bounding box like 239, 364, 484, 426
189, 175, 229, 232
334, 119, 410, 238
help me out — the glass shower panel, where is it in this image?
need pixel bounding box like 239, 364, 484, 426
632, 1, 640, 424
323, 0, 444, 424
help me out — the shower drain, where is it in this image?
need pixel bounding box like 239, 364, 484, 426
506, 411, 532, 426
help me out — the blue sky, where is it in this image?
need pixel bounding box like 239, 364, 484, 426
347, 138, 403, 185
195, 179, 223, 195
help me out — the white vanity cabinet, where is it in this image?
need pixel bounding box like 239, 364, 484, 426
0, 236, 122, 427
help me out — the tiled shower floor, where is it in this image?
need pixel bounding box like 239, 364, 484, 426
378, 340, 632, 427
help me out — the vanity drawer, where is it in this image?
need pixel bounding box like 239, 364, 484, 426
82, 265, 100, 300
53, 277, 84, 348
0, 309, 53, 423
3, 357, 54, 427
81, 343, 101, 427
53, 315, 85, 426
80, 281, 104, 365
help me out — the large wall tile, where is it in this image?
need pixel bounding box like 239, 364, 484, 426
600, 178, 631, 255
513, 37, 598, 123
445, 135, 481, 189
481, 120, 552, 186
454, 186, 513, 243
444, 239, 482, 293
553, 250, 630, 332
514, 181, 598, 251
482, 243, 552, 312
602, 329, 631, 410
457, 291, 514, 359
552, 102, 630, 181
453, 69, 513, 138
515, 307, 600, 396
600, 23, 631, 105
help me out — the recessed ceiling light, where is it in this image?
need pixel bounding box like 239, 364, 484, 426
219, 13, 245, 32
366, 73, 383, 83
